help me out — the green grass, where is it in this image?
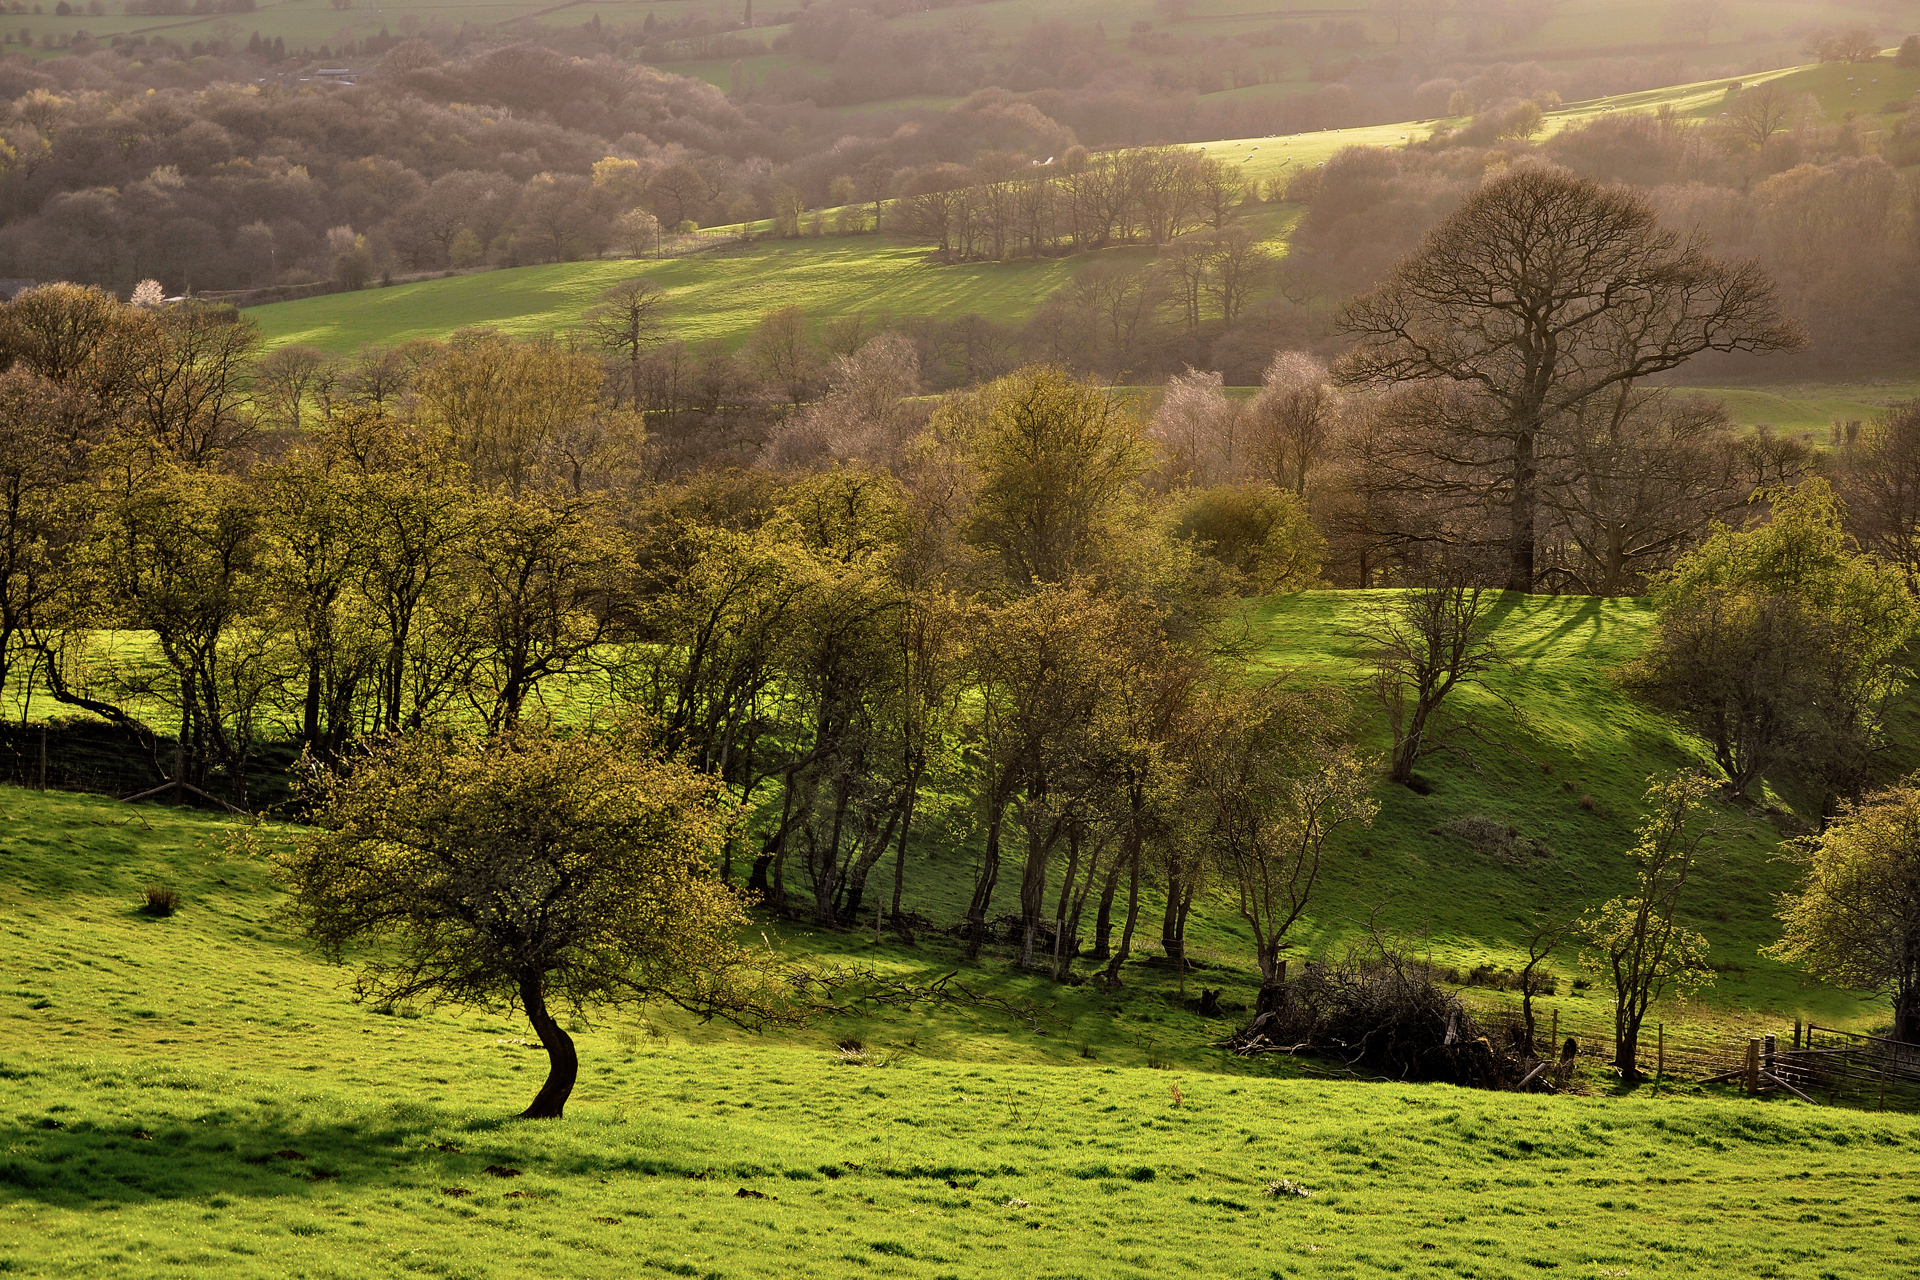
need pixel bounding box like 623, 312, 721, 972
1, 778, 1915, 1278
1683, 381, 1920, 435
1240, 592, 1881, 1027
249, 207, 1302, 353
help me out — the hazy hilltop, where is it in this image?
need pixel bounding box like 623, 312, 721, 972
0, 0, 1914, 360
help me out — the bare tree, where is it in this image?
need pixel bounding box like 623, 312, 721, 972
1838, 401, 1920, 591
1722, 80, 1797, 149
1336, 167, 1802, 593
252, 344, 338, 436
1150, 367, 1243, 486
1247, 351, 1338, 497
1538, 388, 1809, 596
775, 333, 924, 468
1204, 226, 1270, 324
615, 208, 661, 259
1350, 575, 1508, 786
583, 277, 670, 409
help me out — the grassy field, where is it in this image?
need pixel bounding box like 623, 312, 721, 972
0, 656, 1913, 1279
1685, 381, 1920, 435
252, 240, 1152, 352
249, 207, 1301, 353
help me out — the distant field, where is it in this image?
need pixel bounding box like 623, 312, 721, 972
251, 207, 1301, 353
254, 240, 1151, 352
1197, 54, 1920, 189
1686, 381, 1920, 434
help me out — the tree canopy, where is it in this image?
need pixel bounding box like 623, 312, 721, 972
1771, 777, 1920, 1043
278, 719, 783, 1118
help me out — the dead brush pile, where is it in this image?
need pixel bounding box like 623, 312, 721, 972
1220, 936, 1567, 1091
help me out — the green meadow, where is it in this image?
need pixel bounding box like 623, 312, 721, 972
249, 208, 1301, 354
251, 239, 1149, 354
2, 593, 1913, 1276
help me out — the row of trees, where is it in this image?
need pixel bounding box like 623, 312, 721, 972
0, 279, 1375, 1006
891, 145, 1251, 261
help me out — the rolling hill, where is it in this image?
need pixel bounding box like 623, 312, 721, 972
0, 588, 1913, 1277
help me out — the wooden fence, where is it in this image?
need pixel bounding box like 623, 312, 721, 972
1469, 998, 1920, 1112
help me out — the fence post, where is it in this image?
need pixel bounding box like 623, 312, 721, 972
1550, 1009, 1558, 1052
1793, 1018, 1802, 1051
37, 723, 47, 792
1764, 1034, 1776, 1081
1745, 1038, 1761, 1095
1656, 1023, 1665, 1091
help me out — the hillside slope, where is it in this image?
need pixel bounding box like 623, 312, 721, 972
249, 52, 1920, 367
0, 599, 1913, 1278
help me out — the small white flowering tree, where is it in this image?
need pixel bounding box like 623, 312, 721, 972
129, 278, 165, 308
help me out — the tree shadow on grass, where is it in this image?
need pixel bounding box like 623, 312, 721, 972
0, 1105, 708, 1210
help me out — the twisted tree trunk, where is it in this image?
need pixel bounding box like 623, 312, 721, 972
518, 971, 577, 1120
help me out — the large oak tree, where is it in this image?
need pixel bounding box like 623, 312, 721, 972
1335, 166, 1801, 592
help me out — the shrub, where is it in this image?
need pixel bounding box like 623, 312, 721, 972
141, 884, 178, 916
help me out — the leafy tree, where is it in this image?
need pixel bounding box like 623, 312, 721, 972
279, 720, 782, 1119
1771, 778, 1920, 1043
411, 333, 607, 496
464, 493, 623, 731
258, 444, 379, 757
1580, 771, 1716, 1081
1172, 483, 1322, 596
1628, 481, 1916, 802
62, 448, 275, 807
938, 364, 1151, 588
964, 583, 1132, 964
0, 369, 89, 712
1195, 680, 1374, 1012
1335, 167, 1801, 593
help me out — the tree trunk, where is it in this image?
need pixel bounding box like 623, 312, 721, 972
1100, 840, 1142, 989
1612, 1026, 1641, 1082
517, 972, 577, 1120
1893, 988, 1918, 1045
965, 798, 1006, 961
1089, 855, 1124, 963
1506, 424, 1538, 594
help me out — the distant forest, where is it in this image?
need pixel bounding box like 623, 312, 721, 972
0, 16, 1916, 377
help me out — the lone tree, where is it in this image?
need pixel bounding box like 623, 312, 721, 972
1195, 680, 1375, 1013
278, 720, 782, 1119
1581, 771, 1716, 1081
1351, 575, 1509, 786
1770, 778, 1920, 1043
1336, 167, 1801, 593
583, 277, 670, 410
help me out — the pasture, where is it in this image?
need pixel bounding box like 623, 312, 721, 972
0, 751, 1912, 1279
